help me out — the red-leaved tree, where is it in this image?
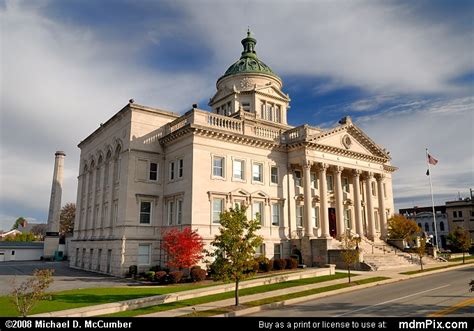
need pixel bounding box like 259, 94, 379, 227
161, 228, 204, 269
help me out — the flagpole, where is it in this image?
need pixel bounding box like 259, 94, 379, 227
426, 148, 439, 252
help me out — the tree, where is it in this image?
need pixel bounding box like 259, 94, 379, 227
207, 206, 263, 306
339, 232, 360, 283
387, 214, 420, 244
60, 203, 76, 235
161, 228, 204, 270
10, 269, 54, 317
414, 236, 427, 271
447, 227, 472, 264
31, 224, 47, 240
5, 232, 36, 242
11, 217, 26, 230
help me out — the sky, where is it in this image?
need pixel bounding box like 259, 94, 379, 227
1, 0, 473, 231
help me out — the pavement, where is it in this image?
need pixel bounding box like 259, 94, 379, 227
138, 261, 472, 317
0, 261, 137, 295
248, 265, 474, 317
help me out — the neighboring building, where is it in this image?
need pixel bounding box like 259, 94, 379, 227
446, 190, 474, 243
70, 32, 397, 276
0, 229, 22, 241
0, 242, 44, 262
399, 206, 448, 249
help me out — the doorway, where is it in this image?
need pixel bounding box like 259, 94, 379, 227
329, 208, 337, 238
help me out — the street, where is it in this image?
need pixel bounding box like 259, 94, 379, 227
249, 266, 474, 317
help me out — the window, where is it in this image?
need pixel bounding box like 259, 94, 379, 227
138, 244, 151, 265
267, 104, 273, 121
178, 159, 184, 178
213, 156, 225, 177
275, 105, 281, 123
311, 173, 317, 189
344, 209, 351, 229
169, 161, 175, 180
295, 170, 302, 187
453, 211, 457, 218
139, 201, 151, 224
242, 102, 250, 112
177, 200, 183, 225
296, 206, 303, 227
374, 211, 379, 230
167, 201, 174, 225
327, 175, 334, 191
11, 250, 15, 256
113, 201, 118, 225
253, 163, 263, 182
89, 249, 93, 269
471, 211, 474, 217
149, 162, 158, 181
255, 244, 265, 257
274, 244, 282, 260
260, 103, 265, 119
458, 211, 463, 217
313, 206, 319, 228
212, 198, 224, 224
425, 223, 429, 232
75, 248, 79, 267
103, 203, 108, 226
233, 159, 244, 180
440, 221, 444, 231
371, 182, 376, 196
97, 249, 102, 271
272, 203, 280, 226
253, 201, 264, 224
383, 183, 387, 198
271, 166, 278, 184
234, 200, 242, 210
106, 249, 112, 273
81, 248, 86, 268
342, 177, 349, 193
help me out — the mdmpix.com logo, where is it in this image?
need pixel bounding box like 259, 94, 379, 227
399, 319, 468, 329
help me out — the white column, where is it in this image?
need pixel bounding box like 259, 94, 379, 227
365, 172, 376, 240
317, 163, 330, 238
334, 166, 345, 239
82, 171, 90, 234
286, 165, 297, 238
74, 173, 83, 236
352, 170, 364, 237
47, 151, 65, 233
376, 174, 387, 239
303, 161, 313, 237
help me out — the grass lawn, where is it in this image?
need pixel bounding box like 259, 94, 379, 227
185, 277, 390, 317
400, 260, 474, 275
0, 283, 215, 317
448, 255, 474, 263
104, 272, 351, 317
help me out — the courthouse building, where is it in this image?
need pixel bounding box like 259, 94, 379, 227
71, 32, 396, 275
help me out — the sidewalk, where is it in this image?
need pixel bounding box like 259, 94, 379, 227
138, 261, 464, 317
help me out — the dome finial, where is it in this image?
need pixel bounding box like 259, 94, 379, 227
247, 26, 251, 37
241, 28, 257, 59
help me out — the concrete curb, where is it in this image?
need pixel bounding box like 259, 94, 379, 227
30, 267, 334, 317
214, 263, 473, 317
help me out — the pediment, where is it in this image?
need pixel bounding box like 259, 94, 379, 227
254, 85, 290, 101
230, 188, 251, 196
250, 190, 270, 199
209, 87, 235, 105
310, 124, 389, 159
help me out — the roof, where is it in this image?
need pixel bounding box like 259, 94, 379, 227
0, 242, 44, 249
218, 30, 280, 82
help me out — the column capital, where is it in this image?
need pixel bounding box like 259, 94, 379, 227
352, 169, 362, 177
302, 160, 313, 169
364, 171, 374, 179
316, 162, 329, 172
332, 165, 344, 174
375, 173, 386, 181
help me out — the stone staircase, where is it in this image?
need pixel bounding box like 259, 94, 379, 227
357, 237, 435, 271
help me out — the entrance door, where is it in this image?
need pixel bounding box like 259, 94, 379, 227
329, 208, 337, 238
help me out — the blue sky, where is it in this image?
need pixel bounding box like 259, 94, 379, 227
1, 0, 473, 230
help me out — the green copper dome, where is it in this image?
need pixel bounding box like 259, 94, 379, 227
219, 30, 280, 81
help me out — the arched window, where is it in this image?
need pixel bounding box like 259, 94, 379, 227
113, 145, 121, 183
440, 221, 445, 231
424, 223, 429, 232
103, 150, 112, 191
96, 156, 103, 191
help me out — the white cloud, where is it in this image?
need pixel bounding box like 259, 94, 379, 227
0, 2, 214, 227
177, 0, 473, 94
356, 97, 474, 210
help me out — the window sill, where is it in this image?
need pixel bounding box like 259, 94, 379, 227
211, 176, 227, 181
252, 180, 264, 185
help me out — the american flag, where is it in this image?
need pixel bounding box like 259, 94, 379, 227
428, 154, 438, 165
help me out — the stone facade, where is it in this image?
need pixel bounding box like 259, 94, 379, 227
446, 195, 474, 242
70, 32, 397, 276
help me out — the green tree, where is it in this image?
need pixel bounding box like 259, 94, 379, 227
11, 217, 26, 230
5, 232, 36, 242
339, 233, 360, 283
387, 214, 420, 244
10, 269, 54, 317
207, 206, 263, 306
447, 227, 472, 264
60, 203, 76, 235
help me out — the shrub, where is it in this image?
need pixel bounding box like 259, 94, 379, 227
190, 268, 207, 282
11, 269, 54, 317
169, 271, 183, 284
128, 265, 138, 277
190, 265, 202, 272
257, 257, 272, 273
149, 265, 162, 272
251, 259, 259, 273
154, 271, 167, 284
273, 259, 287, 270
145, 271, 155, 281
285, 258, 298, 269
